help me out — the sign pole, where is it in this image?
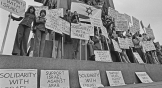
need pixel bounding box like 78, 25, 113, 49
52, 32, 56, 58
85, 41, 87, 60
80, 39, 82, 60
61, 34, 64, 59
0, 12, 12, 55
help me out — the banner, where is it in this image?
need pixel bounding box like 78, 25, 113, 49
94, 50, 112, 62
78, 70, 104, 88
45, 14, 62, 34
47, 8, 64, 17
112, 39, 122, 52
40, 70, 70, 88
133, 52, 144, 63
81, 23, 94, 36
0, 0, 26, 16
142, 41, 156, 51
118, 37, 129, 49
30, 6, 48, 17
0, 69, 37, 88
108, 7, 118, 19
126, 38, 134, 47
145, 27, 155, 40
124, 13, 131, 23
90, 17, 103, 27
132, 16, 140, 31
71, 23, 90, 40
106, 71, 126, 86
115, 20, 128, 31
59, 19, 70, 35
135, 72, 153, 83
116, 12, 126, 21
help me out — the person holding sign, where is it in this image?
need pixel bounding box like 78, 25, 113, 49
71, 11, 80, 23
33, 10, 47, 57
10, 6, 36, 56
92, 28, 102, 50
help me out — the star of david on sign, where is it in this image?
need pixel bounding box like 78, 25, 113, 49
86, 7, 93, 16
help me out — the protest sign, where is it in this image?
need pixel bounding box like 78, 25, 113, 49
81, 23, 94, 36
132, 16, 140, 31
0, 0, 26, 16
130, 26, 138, 35
118, 37, 129, 49
101, 26, 108, 38
94, 50, 112, 62
90, 17, 103, 27
116, 12, 126, 21
126, 38, 134, 47
71, 23, 90, 40
133, 52, 144, 63
45, 14, 62, 34
47, 8, 64, 17
112, 39, 122, 52
115, 20, 128, 31
30, 6, 48, 17
108, 7, 118, 19
142, 41, 156, 51
145, 27, 155, 40
78, 70, 104, 88
40, 70, 70, 88
106, 71, 126, 86
59, 18, 70, 35
124, 13, 131, 24
0, 69, 37, 88
135, 72, 153, 83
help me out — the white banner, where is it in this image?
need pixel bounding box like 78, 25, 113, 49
108, 7, 118, 19
47, 8, 63, 17
133, 52, 144, 63
30, 6, 48, 17
116, 13, 126, 21
94, 50, 112, 62
112, 39, 122, 52
106, 71, 126, 86
115, 20, 128, 31
142, 41, 156, 51
90, 17, 103, 27
0, 69, 37, 88
126, 38, 134, 47
145, 27, 155, 40
118, 37, 129, 49
124, 13, 131, 23
81, 23, 94, 36
40, 70, 70, 88
132, 16, 140, 31
78, 70, 104, 88
135, 72, 153, 83
59, 19, 70, 35
71, 23, 90, 40
0, 0, 26, 16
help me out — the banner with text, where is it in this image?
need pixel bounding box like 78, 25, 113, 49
124, 13, 131, 24
0, 69, 37, 88
116, 13, 126, 21
0, 0, 26, 16
115, 20, 128, 31
118, 37, 129, 49
142, 41, 156, 51
47, 8, 63, 17
106, 71, 126, 86
135, 72, 153, 83
90, 17, 103, 27
126, 38, 134, 47
108, 7, 118, 19
59, 18, 70, 35
145, 27, 155, 40
94, 50, 112, 62
133, 52, 144, 63
78, 70, 104, 88
40, 70, 70, 88
112, 39, 122, 53
132, 16, 140, 31
81, 23, 94, 36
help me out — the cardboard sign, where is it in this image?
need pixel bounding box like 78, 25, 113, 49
112, 39, 122, 52
135, 72, 153, 83
40, 70, 70, 88
45, 14, 62, 34
78, 70, 104, 88
0, 69, 37, 88
132, 16, 140, 31
124, 13, 131, 23
126, 38, 134, 47
30, 6, 48, 17
115, 20, 128, 31
47, 8, 64, 17
0, 0, 26, 16
59, 18, 70, 35
108, 7, 118, 19
94, 50, 112, 62
145, 28, 155, 40
118, 37, 129, 49
142, 41, 156, 51
106, 71, 126, 86
90, 17, 103, 27
133, 52, 144, 63
71, 23, 90, 40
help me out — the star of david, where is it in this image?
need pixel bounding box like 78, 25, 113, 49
86, 7, 93, 16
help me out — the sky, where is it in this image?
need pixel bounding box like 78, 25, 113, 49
0, 0, 162, 55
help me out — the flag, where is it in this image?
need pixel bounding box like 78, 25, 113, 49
140, 21, 144, 29
148, 24, 151, 28
71, 2, 102, 20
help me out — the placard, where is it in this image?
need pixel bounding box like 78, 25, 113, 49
90, 17, 103, 27
59, 18, 70, 35
30, 6, 48, 17
40, 70, 70, 88
101, 26, 108, 38
0, 69, 37, 88
71, 23, 90, 40
112, 39, 122, 52
115, 20, 128, 31
145, 27, 155, 40
142, 41, 156, 51
108, 7, 118, 19
126, 38, 134, 47
81, 23, 94, 36
118, 37, 129, 49
132, 16, 140, 31
45, 14, 62, 34
124, 13, 131, 23
94, 50, 112, 62
133, 52, 144, 63
0, 0, 26, 16
47, 8, 63, 17
130, 26, 138, 35
135, 72, 153, 83
106, 71, 126, 86
116, 13, 126, 21
78, 70, 104, 88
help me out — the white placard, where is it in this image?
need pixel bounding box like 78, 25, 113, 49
40, 70, 70, 88
81, 23, 94, 36
115, 20, 128, 31
47, 8, 63, 17
108, 7, 118, 19
71, 23, 90, 40
130, 26, 138, 35
106, 71, 126, 86
116, 13, 126, 21
90, 17, 103, 27
101, 26, 108, 38
145, 27, 155, 40
118, 37, 129, 49
132, 16, 140, 31
124, 13, 131, 23
135, 72, 153, 83
0, 0, 26, 16
94, 50, 112, 62
142, 41, 156, 51
30, 6, 48, 17
59, 19, 70, 35
126, 38, 134, 47
112, 39, 122, 53
0, 69, 37, 88
133, 52, 144, 63
78, 70, 104, 88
